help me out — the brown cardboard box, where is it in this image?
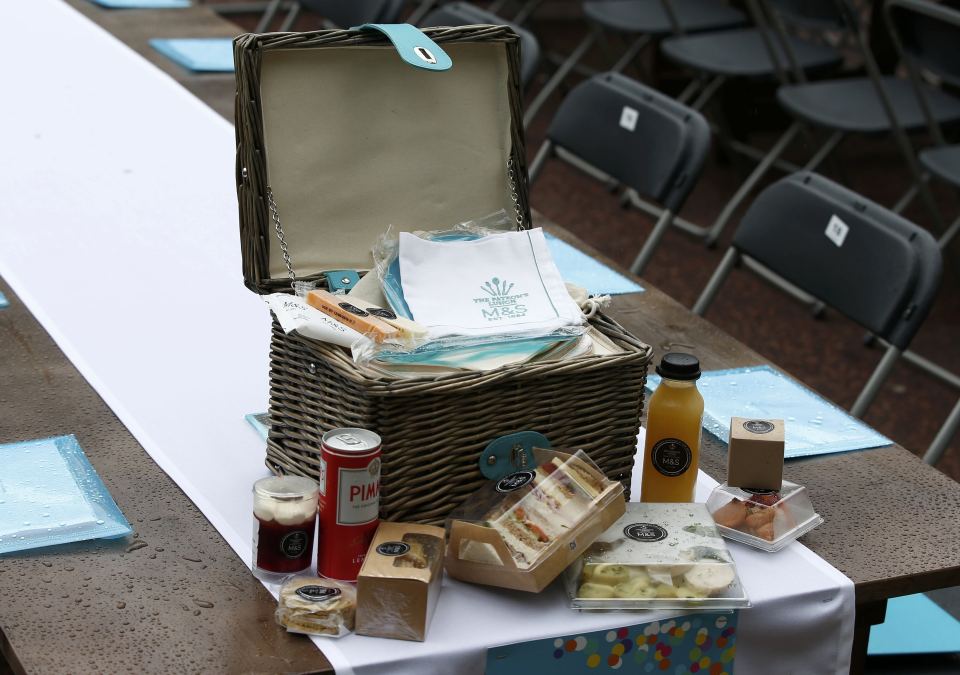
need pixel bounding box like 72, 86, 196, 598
727, 418, 785, 490
355, 522, 444, 641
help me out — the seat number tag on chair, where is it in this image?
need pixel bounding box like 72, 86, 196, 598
825, 214, 850, 247
619, 106, 639, 132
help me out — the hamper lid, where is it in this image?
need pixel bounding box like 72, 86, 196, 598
236, 25, 530, 292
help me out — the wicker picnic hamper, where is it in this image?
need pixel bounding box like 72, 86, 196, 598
234, 24, 653, 524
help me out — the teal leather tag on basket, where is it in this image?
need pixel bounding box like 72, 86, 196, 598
356, 24, 453, 71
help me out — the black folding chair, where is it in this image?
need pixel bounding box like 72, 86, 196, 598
660, 0, 844, 114
702, 0, 960, 247
420, 1, 541, 89
253, 0, 406, 32
694, 172, 943, 418
487, 0, 546, 25
528, 72, 711, 274
523, 0, 748, 127
886, 0, 960, 250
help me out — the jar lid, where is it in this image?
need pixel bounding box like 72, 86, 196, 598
655, 352, 701, 381
254, 475, 318, 501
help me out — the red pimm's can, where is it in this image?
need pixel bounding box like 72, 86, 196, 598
318, 428, 381, 581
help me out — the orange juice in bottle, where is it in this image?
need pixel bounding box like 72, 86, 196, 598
641, 353, 704, 503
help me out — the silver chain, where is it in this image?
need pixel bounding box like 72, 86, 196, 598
507, 156, 525, 230
267, 188, 296, 288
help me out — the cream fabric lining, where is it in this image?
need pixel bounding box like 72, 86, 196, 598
260, 42, 514, 278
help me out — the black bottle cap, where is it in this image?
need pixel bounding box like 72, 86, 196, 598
656, 352, 701, 381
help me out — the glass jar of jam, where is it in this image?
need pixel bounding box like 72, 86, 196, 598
253, 476, 318, 576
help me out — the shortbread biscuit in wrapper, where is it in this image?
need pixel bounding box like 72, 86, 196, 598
275, 576, 356, 637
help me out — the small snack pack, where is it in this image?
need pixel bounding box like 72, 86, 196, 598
565, 503, 749, 611
355, 522, 445, 641
445, 448, 626, 593
706, 480, 823, 552
276, 576, 356, 637
727, 418, 785, 490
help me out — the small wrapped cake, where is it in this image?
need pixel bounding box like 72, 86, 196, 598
275, 576, 356, 637
706, 480, 823, 552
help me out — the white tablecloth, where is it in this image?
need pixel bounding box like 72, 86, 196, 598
0, 2, 854, 673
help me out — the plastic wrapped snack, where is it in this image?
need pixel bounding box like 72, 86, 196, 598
445, 448, 626, 593
565, 503, 749, 610
356, 522, 445, 641
706, 480, 823, 552
275, 576, 356, 637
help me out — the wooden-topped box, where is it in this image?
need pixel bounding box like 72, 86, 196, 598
233, 24, 651, 524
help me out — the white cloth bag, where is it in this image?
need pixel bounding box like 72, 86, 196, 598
398, 227, 584, 339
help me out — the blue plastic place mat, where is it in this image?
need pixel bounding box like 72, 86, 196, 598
0, 435, 132, 555
869, 594, 960, 655
91, 0, 190, 7
646, 365, 892, 458
149, 38, 234, 73
245, 412, 269, 441
0, 290, 8, 309
544, 233, 644, 296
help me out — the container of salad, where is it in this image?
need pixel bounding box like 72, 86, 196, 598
564, 502, 749, 611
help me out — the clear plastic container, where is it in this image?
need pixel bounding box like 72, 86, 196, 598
565, 503, 749, 611
275, 575, 356, 637
252, 476, 318, 575
705, 480, 823, 553
444, 448, 625, 592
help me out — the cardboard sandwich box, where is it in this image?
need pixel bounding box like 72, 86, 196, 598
355, 521, 445, 641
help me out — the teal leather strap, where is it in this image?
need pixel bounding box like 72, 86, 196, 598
356, 24, 452, 71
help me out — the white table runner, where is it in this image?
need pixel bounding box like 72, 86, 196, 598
0, 2, 853, 673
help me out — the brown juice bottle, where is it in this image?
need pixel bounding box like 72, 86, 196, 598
640, 353, 704, 503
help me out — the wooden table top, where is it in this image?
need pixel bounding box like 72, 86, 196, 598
2, 2, 958, 673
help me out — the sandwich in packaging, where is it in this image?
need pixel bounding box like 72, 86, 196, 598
355, 521, 445, 641
444, 448, 625, 593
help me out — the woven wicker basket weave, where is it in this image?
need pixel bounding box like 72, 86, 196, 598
267, 313, 651, 524
234, 25, 653, 524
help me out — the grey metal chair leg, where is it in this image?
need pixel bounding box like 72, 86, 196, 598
408, 0, 439, 25
924, 398, 960, 466
527, 140, 553, 184
513, 0, 544, 25
704, 122, 801, 247
803, 131, 844, 172
850, 344, 902, 418
693, 248, 739, 316
676, 77, 703, 105
901, 348, 960, 390
938, 213, 960, 249
255, 0, 283, 33
630, 210, 674, 275
691, 75, 726, 112
612, 34, 652, 74
892, 182, 918, 214
524, 29, 599, 128
741, 257, 820, 307
279, 2, 301, 32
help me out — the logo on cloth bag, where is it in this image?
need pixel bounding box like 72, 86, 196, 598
474, 277, 529, 322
